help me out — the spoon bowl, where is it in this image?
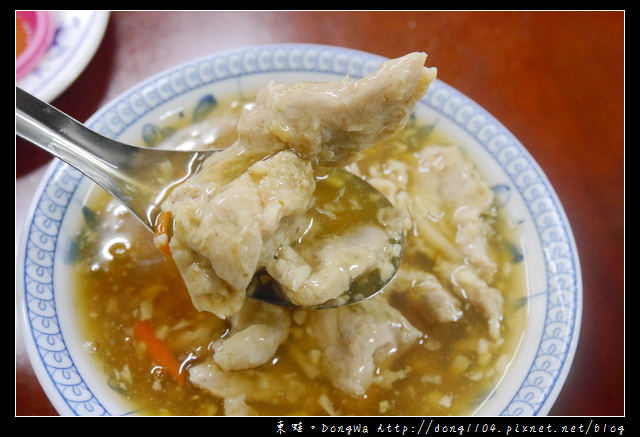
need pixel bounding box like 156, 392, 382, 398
16, 87, 403, 309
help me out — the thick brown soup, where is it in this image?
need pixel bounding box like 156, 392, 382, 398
73, 94, 527, 416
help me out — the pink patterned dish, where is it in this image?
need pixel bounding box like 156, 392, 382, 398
16, 11, 55, 81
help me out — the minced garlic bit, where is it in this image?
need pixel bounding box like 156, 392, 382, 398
318, 393, 339, 416
438, 395, 452, 408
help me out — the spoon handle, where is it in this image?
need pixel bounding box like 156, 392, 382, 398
16, 87, 143, 202
16, 87, 213, 230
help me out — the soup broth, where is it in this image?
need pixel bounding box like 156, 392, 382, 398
73, 93, 527, 416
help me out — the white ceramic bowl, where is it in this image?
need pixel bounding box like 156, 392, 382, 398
16, 44, 582, 416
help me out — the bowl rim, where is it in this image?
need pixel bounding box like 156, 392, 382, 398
16, 42, 582, 416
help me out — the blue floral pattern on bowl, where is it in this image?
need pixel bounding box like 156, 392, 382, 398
17, 44, 582, 416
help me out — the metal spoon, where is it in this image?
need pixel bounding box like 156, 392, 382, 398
16, 87, 213, 231
16, 87, 402, 308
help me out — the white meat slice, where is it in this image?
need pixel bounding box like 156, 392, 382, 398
212, 299, 290, 371
168, 238, 245, 318
306, 295, 423, 396
350, 143, 504, 336
264, 224, 400, 307
410, 145, 497, 280
189, 360, 306, 405
163, 53, 436, 318
237, 52, 437, 165
437, 261, 503, 338
223, 395, 256, 416
165, 151, 315, 318
390, 268, 463, 323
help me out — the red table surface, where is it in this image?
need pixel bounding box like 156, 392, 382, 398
16, 11, 624, 417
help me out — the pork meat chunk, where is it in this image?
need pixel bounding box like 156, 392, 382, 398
389, 268, 463, 324
189, 360, 306, 407
410, 145, 497, 280
237, 52, 437, 165
306, 295, 423, 396
212, 299, 291, 371
164, 150, 315, 318
263, 223, 401, 307
163, 53, 436, 318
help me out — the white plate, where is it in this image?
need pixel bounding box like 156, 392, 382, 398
16, 44, 582, 416
16, 11, 109, 102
